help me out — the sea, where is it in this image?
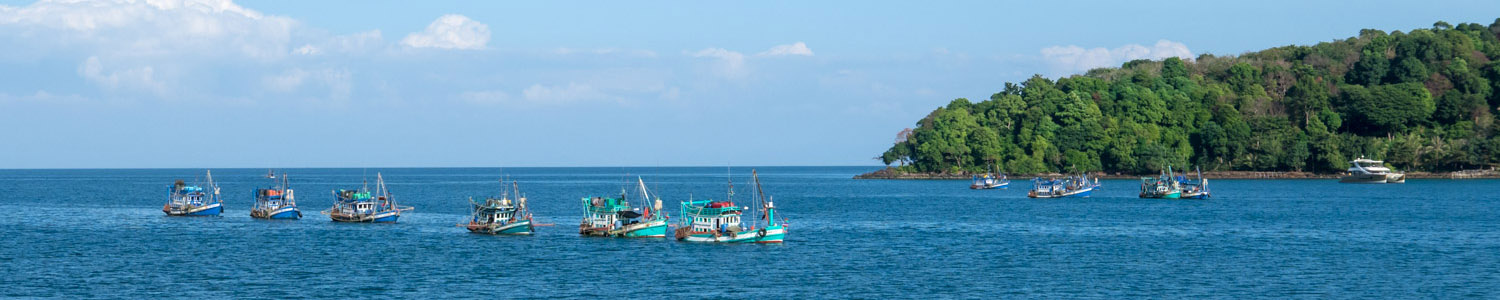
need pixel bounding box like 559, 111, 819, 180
1, 167, 1496, 299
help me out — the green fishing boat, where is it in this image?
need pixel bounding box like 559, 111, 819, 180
674, 169, 786, 243
1139, 165, 1183, 199
578, 176, 668, 238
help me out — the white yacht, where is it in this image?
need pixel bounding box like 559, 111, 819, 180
1339, 156, 1405, 183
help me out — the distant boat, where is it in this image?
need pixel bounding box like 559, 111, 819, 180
250, 172, 301, 219
464, 178, 533, 235
1340, 156, 1405, 184
970, 164, 1009, 190
323, 173, 412, 223
1177, 167, 1210, 199
1139, 165, 1183, 199
674, 169, 786, 243
1027, 174, 1097, 198
265, 169, 276, 179
579, 176, 668, 238
162, 170, 223, 216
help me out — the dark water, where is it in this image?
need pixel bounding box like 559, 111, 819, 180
2, 167, 1497, 298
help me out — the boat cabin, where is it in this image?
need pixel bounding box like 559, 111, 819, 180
1348, 157, 1393, 174
683, 201, 745, 233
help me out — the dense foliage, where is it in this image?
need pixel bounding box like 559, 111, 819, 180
881, 20, 1500, 174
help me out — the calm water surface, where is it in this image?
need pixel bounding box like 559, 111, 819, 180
2, 167, 1497, 298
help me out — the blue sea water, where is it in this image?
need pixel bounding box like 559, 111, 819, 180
2, 167, 1497, 298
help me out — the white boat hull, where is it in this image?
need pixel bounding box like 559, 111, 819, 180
679, 227, 786, 243
1340, 173, 1405, 184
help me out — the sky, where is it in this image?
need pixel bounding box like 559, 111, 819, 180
1, 0, 1498, 168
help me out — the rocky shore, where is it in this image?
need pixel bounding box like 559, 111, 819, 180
853, 167, 1500, 180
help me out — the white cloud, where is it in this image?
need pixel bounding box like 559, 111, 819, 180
76, 56, 168, 96
262, 68, 352, 100
0, 0, 297, 60
400, 14, 489, 50
522, 83, 612, 103
1041, 40, 1193, 76
459, 90, 511, 105
293, 44, 321, 55
552, 47, 657, 57
297, 30, 383, 55
757, 42, 814, 57
688, 47, 746, 78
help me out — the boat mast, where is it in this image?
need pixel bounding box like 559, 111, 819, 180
205, 169, 218, 203
376, 172, 391, 207
753, 169, 768, 227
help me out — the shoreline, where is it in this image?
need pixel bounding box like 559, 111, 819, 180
853, 167, 1500, 180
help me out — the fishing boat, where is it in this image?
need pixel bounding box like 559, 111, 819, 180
579, 177, 669, 238
969, 165, 1009, 189
1027, 174, 1097, 198
250, 171, 301, 219
1176, 167, 1210, 199
323, 173, 412, 223
1340, 156, 1406, 183
265, 169, 276, 179
674, 170, 786, 243
1139, 166, 1183, 199
464, 178, 533, 235
162, 170, 223, 216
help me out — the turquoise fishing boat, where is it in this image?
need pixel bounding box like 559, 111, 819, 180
162, 170, 223, 216
1027, 174, 1097, 198
464, 178, 533, 235
674, 170, 786, 243
579, 176, 668, 238
250, 171, 301, 219
323, 173, 412, 223
1140, 166, 1183, 199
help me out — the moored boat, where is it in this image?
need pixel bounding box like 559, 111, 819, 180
323, 173, 412, 223
970, 165, 1009, 190
579, 177, 668, 238
1027, 174, 1097, 198
162, 170, 223, 216
1340, 156, 1405, 184
1140, 166, 1183, 199
464, 178, 533, 235
674, 169, 785, 243
250, 171, 301, 219
1176, 167, 1210, 199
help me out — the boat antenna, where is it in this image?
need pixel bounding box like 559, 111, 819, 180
726, 166, 734, 202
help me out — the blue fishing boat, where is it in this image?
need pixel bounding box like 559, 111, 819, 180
970, 165, 1009, 190
579, 176, 668, 238
323, 173, 411, 223
1140, 166, 1183, 199
1027, 174, 1097, 198
162, 170, 223, 216
250, 171, 301, 219
1176, 167, 1210, 199
464, 178, 533, 235
674, 170, 786, 243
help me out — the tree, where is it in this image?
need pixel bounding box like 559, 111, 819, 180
1389, 57, 1429, 83
1286, 75, 1331, 124
1348, 49, 1389, 85
1161, 57, 1189, 79
1341, 83, 1434, 135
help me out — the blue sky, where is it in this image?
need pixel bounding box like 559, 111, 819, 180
1, 0, 1497, 168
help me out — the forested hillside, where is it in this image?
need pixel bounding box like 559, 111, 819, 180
880, 20, 1500, 174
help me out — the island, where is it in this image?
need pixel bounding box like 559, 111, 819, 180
862, 19, 1500, 180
